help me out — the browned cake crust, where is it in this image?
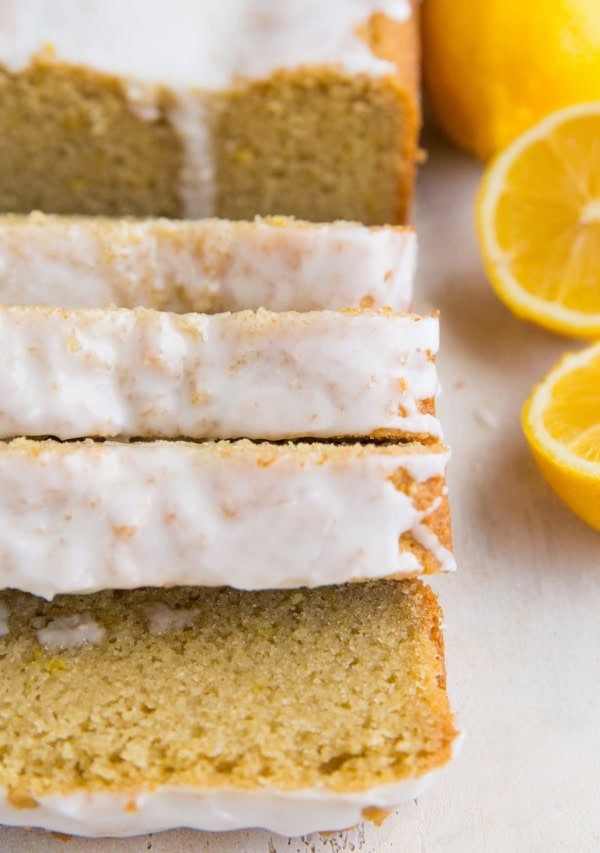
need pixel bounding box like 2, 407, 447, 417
360, 0, 421, 222
387, 456, 453, 575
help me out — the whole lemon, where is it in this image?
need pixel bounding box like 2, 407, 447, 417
422, 0, 600, 160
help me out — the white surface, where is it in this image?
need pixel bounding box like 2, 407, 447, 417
3, 134, 600, 850
0, 439, 452, 598
0, 215, 416, 314
0, 307, 439, 440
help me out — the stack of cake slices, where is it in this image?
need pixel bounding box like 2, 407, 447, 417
0, 214, 458, 838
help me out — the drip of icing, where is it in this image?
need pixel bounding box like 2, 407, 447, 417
167, 95, 215, 218
399, 447, 451, 482
412, 496, 456, 572
35, 614, 105, 649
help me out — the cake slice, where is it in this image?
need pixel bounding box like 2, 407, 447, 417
0, 1, 419, 224
0, 213, 416, 312
0, 306, 439, 442
0, 580, 457, 837
0, 439, 454, 598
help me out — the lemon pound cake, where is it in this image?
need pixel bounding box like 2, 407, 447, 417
0, 0, 419, 224
0, 214, 416, 312
0, 306, 439, 442
0, 439, 454, 598
0, 580, 457, 837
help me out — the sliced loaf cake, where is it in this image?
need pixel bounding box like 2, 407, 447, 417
0, 580, 457, 836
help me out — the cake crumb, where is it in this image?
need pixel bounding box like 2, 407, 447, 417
362, 806, 390, 825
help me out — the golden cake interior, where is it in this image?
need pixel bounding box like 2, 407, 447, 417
0, 62, 183, 217
0, 580, 456, 802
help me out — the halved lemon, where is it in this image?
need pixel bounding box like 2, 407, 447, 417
476, 102, 600, 338
523, 341, 600, 530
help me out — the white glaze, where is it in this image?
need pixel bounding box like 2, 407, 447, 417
0, 0, 410, 86
0, 214, 416, 312
140, 603, 201, 636
0, 601, 8, 637
0, 765, 449, 837
0, 306, 440, 441
0, 0, 411, 215
35, 614, 105, 650
0, 439, 454, 599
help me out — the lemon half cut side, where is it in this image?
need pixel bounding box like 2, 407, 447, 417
523, 341, 600, 531
477, 102, 600, 338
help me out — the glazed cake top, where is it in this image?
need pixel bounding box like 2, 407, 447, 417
0, 0, 411, 89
